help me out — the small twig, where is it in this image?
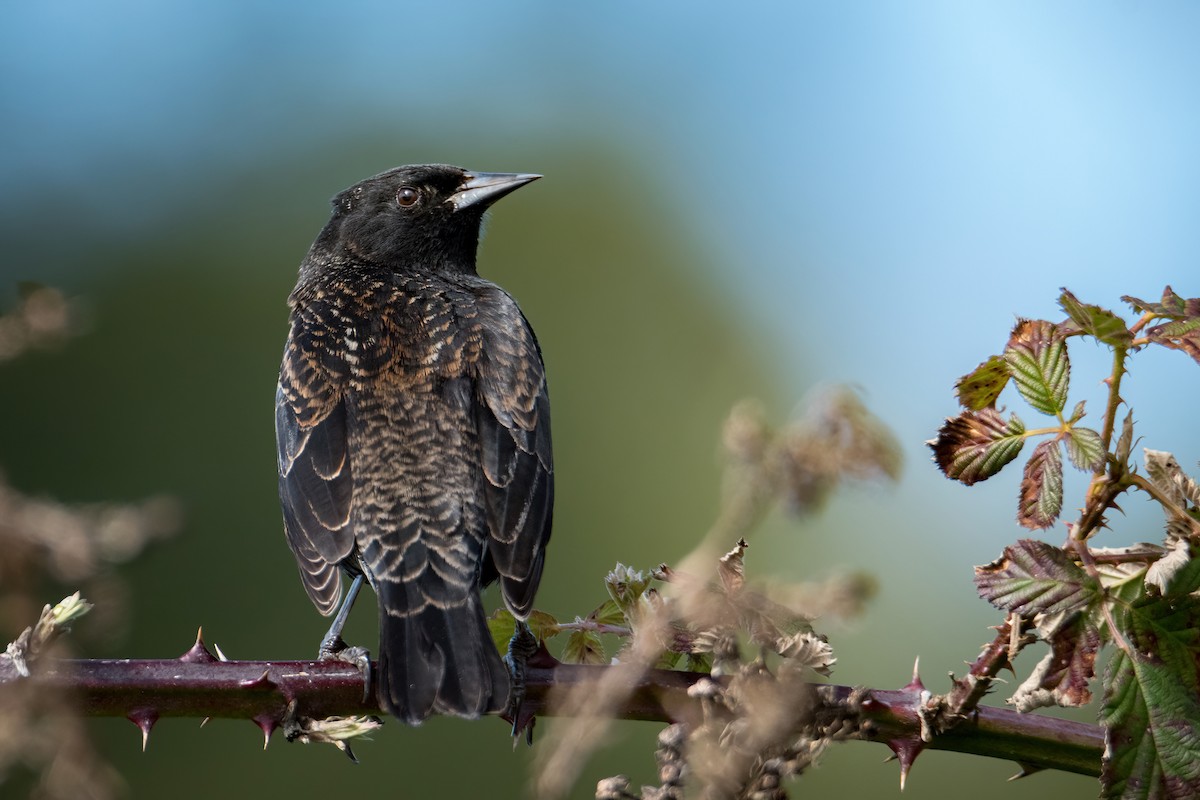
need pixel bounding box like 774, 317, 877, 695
1128, 472, 1200, 535
554, 620, 632, 637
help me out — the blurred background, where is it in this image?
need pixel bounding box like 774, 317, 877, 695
2, 2, 1199, 798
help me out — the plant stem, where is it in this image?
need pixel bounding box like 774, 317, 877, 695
17, 655, 1103, 777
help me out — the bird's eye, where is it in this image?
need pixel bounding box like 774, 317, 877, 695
396, 186, 421, 207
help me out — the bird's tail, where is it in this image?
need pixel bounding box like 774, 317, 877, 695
375, 580, 510, 725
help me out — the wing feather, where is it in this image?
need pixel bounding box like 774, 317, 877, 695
276, 309, 355, 616
474, 295, 553, 618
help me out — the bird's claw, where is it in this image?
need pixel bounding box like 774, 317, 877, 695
319, 637, 373, 703
503, 620, 539, 745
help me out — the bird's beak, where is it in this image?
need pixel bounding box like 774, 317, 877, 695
448, 172, 541, 212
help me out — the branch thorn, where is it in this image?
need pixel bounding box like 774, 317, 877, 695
128, 709, 159, 752
902, 657, 925, 693
253, 714, 279, 750
1007, 762, 1045, 781
179, 627, 218, 664
886, 737, 925, 791
240, 669, 279, 693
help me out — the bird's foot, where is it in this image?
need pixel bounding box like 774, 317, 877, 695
503, 620, 540, 745
319, 634, 373, 702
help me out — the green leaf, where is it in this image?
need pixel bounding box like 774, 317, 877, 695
561, 628, 606, 665
929, 408, 1026, 485
1059, 288, 1134, 347
526, 609, 562, 641
1101, 595, 1200, 799
975, 539, 1100, 615
488, 609, 517, 653
587, 598, 627, 628
1004, 319, 1070, 415
1018, 439, 1064, 530
487, 608, 560, 653
954, 355, 1010, 410
1065, 426, 1105, 471
655, 649, 683, 670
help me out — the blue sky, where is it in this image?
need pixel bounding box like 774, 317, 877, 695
4, 0, 1198, 597
5, 0, 1198, 569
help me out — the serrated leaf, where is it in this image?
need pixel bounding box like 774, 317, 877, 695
1018, 440, 1064, 530
1010, 612, 1100, 712
488, 609, 517, 653
1101, 595, 1200, 799
526, 609, 561, 641
1124, 287, 1200, 367
1004, 319, 1070, 415
954, 355, 1010, 410
587, 598, 627, 628
1065, 426, 1105, 471
929, 408, 1026, 485
487, 608, 559, 653
975, 539, 1100, 615
1147, 320, 1200, 366
1059, 288, 1134, 347
1122, 286, 1198, 317
561, 629, 606, 665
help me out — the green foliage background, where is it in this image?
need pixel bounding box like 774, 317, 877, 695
0, 137, 1096, 798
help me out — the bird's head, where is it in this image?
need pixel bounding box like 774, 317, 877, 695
318, 164, 540, 274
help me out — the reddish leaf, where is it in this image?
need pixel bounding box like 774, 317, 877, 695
1010, 612, 1100, 711
1018, 440, 1063, 530
975, 539, 1100, 615
929, 408, 1026, 485
1123, 286, 1200, 367
1147, 318, 1200, 366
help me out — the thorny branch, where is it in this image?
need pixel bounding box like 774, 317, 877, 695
10, 648, 1103, 777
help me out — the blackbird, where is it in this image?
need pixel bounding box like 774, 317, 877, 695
275, 164, 552, 725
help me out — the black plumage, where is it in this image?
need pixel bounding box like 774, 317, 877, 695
275, 164, 552, 724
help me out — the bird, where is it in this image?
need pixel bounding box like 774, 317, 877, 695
275, 164, 553, 725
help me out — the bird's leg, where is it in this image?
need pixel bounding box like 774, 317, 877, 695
504, 619, 539, 744
318, 573, 372, 700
